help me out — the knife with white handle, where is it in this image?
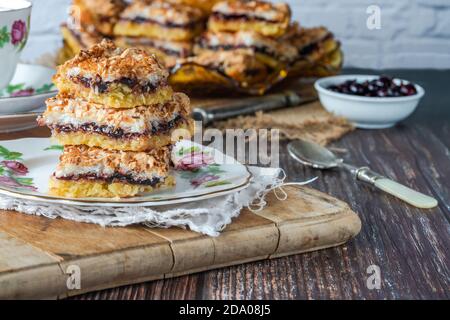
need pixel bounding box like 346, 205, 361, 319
192, 91, 317, 125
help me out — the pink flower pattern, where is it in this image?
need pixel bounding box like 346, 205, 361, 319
0, 146, 36, 190
190, 174, 219, 188
11, 20, 26, 46
1, 161, 28, 175
0, 176, 21, 188
175, 151, 214, 171
10, 88, 34, 97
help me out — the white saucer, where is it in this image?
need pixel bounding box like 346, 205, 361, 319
0, 138, 252, 207
0, 64, 57, 115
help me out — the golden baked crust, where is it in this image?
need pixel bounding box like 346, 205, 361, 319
114, 21, 204, 41
55, 78, 173, 109
117, 0, 204, 27
61, 24, 103, 54
54, 39, 172, 108
282, 25, 332, 52
57, 42, 77, 66
166, 0, 225, 14
72, 0, 126, 35
55, 39, 168, 85
281, 24, 342, 77
282, 24, 338, 64
115, 37, 193, 58
195, 31, 298, 64
212, 0, 290, 22
40, 92, 191, 133
114, 0, 205, 40
50, 119, 194, 152
41, 90, 195, 152
49, 175, 175, 198
57, 145, 170, 178
209, 1, 290, 37
184, 49, 268, 84
76, 0, 125, 18
114, 37, 193, 68
208, 19, 289, 38
51, 144, 176, 198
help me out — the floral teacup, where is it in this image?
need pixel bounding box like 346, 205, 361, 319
0, 0, 31, 89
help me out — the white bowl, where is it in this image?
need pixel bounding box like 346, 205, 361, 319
314, 75, 425, 129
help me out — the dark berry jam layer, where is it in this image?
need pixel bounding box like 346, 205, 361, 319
121, 17, 201, 29
145, 43, 187, 57
57, 173, 161, 186
298, 33, 333, 56
199, 41, 281, 60
53, 115, 184, 139
211, 12, 282, 24
70, 75, 167, 94
123, 39, 191, 57
154, 46, 183, 57
327, 76, 418, 97
66, 24, 113, 49
67, 25, 85, 47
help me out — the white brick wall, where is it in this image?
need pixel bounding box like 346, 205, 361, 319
21, 0, 450, 68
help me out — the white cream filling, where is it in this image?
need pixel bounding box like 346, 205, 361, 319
67, 67, 81, 77
44, 109, 180, 135
44, 113, 145, 133
213, 2, 285, 22
55, 164, 162, 182
154, 39, 189, 54
65, 68, 166, 86
203, 31, 298, 61
122, 4, 196, 26
206, 32, 264, 49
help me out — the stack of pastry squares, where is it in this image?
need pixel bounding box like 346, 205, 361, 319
57, 0, 125, 65
59, 0, 208, 68
40, 40, 194, 198
180, 0, 296, 84
208, 0, 291, 37
281, 24, 342, 77
56, 0, 342, 84
113, 0, 206, 68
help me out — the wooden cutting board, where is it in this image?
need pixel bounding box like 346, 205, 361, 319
0, 186, 360, 299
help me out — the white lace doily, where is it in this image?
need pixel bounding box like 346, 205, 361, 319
0, 167, 313, 237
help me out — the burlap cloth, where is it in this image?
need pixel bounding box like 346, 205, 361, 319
208, 101, 353, 145
191, 79, 354, 145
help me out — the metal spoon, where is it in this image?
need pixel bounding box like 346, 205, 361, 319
287, 139, 438, 209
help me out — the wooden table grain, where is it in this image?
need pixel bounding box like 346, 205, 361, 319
4, 69, 450, 299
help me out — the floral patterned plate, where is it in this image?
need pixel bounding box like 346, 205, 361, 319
0, 138, 252, 207
0, 63, 56, 114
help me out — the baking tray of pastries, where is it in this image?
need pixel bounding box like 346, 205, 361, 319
57, 0, 343, 95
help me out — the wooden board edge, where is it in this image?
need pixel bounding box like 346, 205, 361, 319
0, 241, 175, 299
1, 214, 359, 299
64, 213, 359, 299
212, 223, 279, 266
269, 240, 350, 259
0, 263, 66, 299
273, 207, 361, 256
0, 185, 361, 299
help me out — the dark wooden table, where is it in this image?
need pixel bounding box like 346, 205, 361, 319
71, 69, 449, 300
8, 69, 450, 299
